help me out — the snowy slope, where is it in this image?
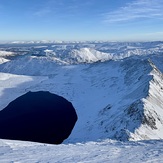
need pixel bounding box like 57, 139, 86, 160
55, 47, 112, 63
0, 72, 47, 110
0, 50, 12, 64
0, 56, 163, 142
44, 47, 112, 64
0, 50, 15, 57
1, 139, 163, 162
0, 58, 9, 64
0, 41, 163, 162
1, 41, 163, 65
133, 61, 163, 140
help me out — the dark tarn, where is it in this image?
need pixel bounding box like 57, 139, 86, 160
0, 91, 77, 144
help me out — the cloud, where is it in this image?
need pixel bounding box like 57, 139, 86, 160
104, 0, 163, 23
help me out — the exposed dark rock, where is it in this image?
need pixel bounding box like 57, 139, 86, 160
142, 113, 157, 129
0, 91, 77, 144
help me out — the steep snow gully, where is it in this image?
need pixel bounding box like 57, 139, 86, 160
0, 41, 163, 144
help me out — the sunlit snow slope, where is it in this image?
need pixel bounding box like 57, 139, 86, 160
0, 41, 163, 143
1, 41, 163, 162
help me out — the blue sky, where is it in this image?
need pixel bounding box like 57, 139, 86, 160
0, 0, 163, 41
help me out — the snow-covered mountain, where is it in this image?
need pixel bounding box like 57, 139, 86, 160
0, 41, 163, 162
0, 42, 163, 142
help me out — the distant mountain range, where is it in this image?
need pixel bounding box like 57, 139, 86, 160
0, 41, 163, 143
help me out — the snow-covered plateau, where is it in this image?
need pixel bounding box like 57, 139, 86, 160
0, 41, 163, 162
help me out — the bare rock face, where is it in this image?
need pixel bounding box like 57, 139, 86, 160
0, 91, 77, 144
